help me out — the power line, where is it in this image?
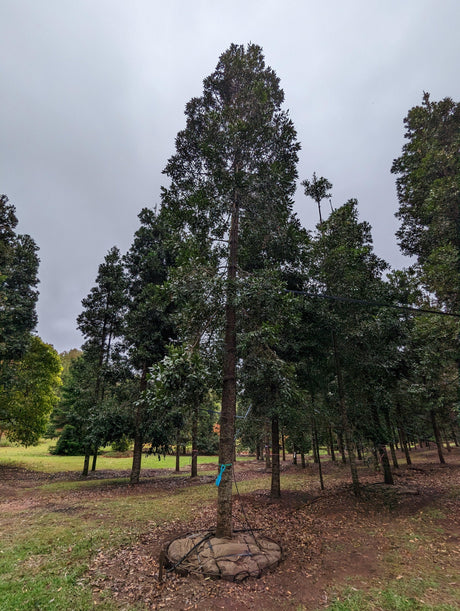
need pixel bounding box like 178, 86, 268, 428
286, 289, 460, 318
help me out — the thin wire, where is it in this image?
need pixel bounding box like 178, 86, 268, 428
285, 289, 460, 318
232, 465, 262, 549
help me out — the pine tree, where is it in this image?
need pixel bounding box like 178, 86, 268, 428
123, 208, 176, 484
75, 246, 127, 474
162, 43, 300, 536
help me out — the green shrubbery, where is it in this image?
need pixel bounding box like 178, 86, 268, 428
50, 425, 86, 455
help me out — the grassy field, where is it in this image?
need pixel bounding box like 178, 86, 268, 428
0, 439, 221, 472
0, 442, 459, 610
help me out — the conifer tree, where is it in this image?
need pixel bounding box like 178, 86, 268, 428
162, 43, 300, 536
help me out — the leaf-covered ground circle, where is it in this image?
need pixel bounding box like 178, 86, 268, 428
163, 530, 282, 581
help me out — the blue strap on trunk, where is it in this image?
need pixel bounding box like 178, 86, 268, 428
215, 463, 232, 486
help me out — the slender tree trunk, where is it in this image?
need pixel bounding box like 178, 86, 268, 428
442, 427, 452, 452
388, 419, 400, 463
130, 431, 143, 484
337, 431, 347, 464
332, 331, 359, 495
313, 416, 324, 491
399, 426, 412, 465
377, 443, 394, 485
329, 427, 336, 462
292, 451, 297, 465
450, 424, 459, 447
91, 447, 98, 472
270, 415, 280, 498
281, 429, 286, 462
216, 201, 238, 539
130, 366, 148, 484
175, 429, 180, 472
430, 409, 446, 464
191, 404, 198, 478
82, 451, 90, 477
371, 446, 380, 471
265, 430, 271, 471
356, 442, 362, 461
389, 439, 399, 469
301, 452, 306, 468
312, 423, 319, 464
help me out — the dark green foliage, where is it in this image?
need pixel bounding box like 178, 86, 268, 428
392, 93, 460, 312
0, 195, 39, 394
302, 172, 333, 224
54, 249, 129, 468
111, 436, 131, 452
124, 209, 176, 371
51, 424, 86, 455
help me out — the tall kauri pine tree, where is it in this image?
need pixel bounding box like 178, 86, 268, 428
76, 246, 127, 474
162, 43, 300, 537
392, 93, 460, 419
124, 208, 176, 484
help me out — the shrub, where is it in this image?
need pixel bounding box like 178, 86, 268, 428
50, 425, 86, 455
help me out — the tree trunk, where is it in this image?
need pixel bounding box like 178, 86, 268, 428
82, 451, 90, 477
301, 452, 306, 468
270, 415, 280, 498
91, 447, 98, 472
175, 429, 180, 472
130, 432, 143, 483
130, 366, 148, 484
313, 417, 324, 491
384, 412, 399, 469
216, 201, 238, 539
430, 409, 446, 464
329, 427, 336, 462
332, 331, 359, 495
337, 431, 347, 464
312, 424, 319, 464
281, 429, 286, 462
265, 430, 271, 471
191, 404, 198, 478
377, 443, 394, 485
389, 439, 399, 469
442, 427, 452, 452
399, 425, 412, 465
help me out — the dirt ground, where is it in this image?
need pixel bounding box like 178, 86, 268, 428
2, 448, 460, 610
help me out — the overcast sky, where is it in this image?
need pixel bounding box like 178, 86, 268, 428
1, 0, 459, 353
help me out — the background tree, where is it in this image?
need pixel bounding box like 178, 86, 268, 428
392, 92, 459, 430
54, 247, 128, 473
162, 43, 300, 537
0, 195, 39, 387
1, 336, 61, 445
302, 173, 332, 225
0, 194, 42, 444
123, 208, 176, 483
392, 93, 460, 314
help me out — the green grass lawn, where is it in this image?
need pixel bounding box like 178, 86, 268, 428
0, 439, 220, 473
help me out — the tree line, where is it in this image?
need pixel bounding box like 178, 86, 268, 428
1, 45, 458, 539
